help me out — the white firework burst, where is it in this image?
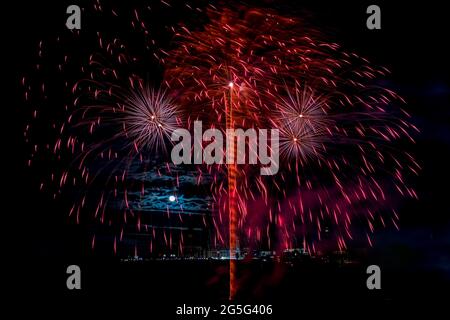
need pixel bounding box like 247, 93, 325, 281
273, 83, 332, 162
124, 87, 180, 153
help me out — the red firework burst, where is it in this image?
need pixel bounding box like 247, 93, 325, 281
21, 1, 420, 300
